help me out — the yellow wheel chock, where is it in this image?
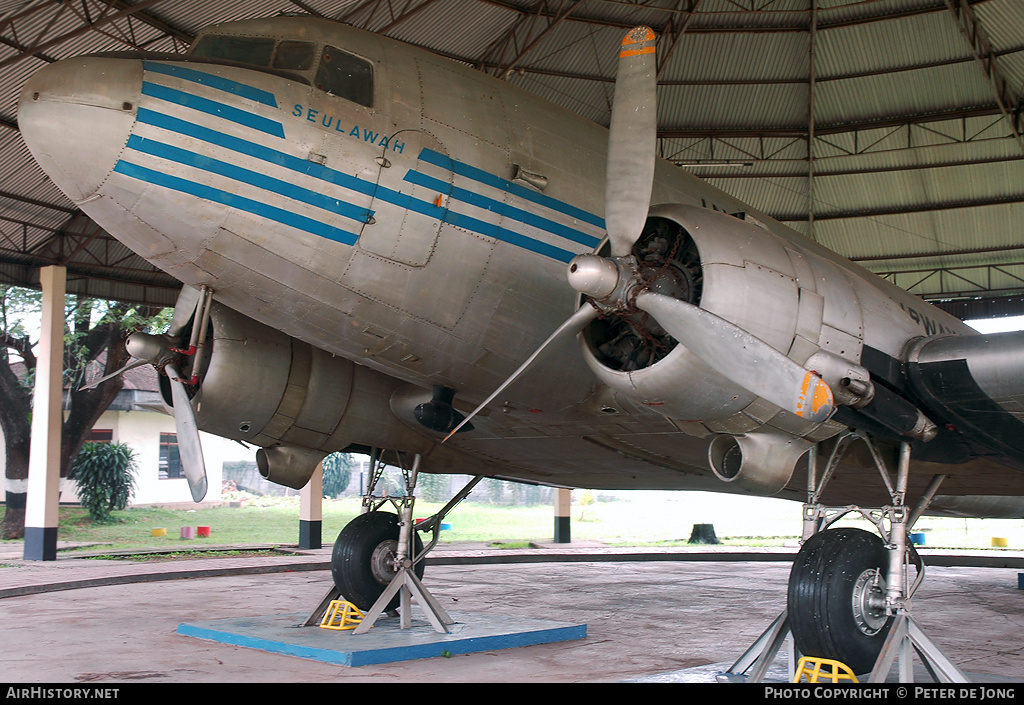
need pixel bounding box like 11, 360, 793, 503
319, 600, 368, 631
792, 656, 859, 683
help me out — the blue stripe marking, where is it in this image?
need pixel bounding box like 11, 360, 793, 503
143, 61, 279, 108
418, 148, 604, 230
134, 109, 577, 261
113, 160, 359, 246
141, 82, 285, 138
125, 134, 373, 224
404, 169, 600, 249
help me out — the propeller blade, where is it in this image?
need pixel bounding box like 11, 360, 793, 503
444, 303, 600, 441
634, 291, 834, 423
164, 362, 208, 502
167, 286, 203, 339
605, 26, 658, 257
78, 357, 149, 391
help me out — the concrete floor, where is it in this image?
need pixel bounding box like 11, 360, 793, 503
2, 545, 1023, 683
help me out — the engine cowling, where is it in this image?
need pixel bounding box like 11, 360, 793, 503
574, 204, 845, 494
162, 303, 433, 489
579, 204, 810, 423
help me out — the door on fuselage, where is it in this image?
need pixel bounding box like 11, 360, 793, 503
358, 129, 452, 267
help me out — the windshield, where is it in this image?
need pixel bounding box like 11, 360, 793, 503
189, 35, 373, 107
190, 35, 275, 66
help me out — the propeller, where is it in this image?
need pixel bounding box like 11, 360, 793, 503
605, 26, 657, 258
632, 291, 833, 422
443, 303, 599, 441
80, 285, 213, 502
164, 360, 208, 502
445, 26, 835, 439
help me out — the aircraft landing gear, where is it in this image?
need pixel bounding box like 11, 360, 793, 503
788, 527, 892, 675
331, 510, 425, 612
723, 431, 969, 683
304, 449, 482, 634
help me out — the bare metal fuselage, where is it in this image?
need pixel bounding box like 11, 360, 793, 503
18, 17, 1024, 514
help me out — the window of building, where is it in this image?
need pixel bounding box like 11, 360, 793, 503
315, 45, 373, 107
86, 429, 113, 443
159, 433, 184, 480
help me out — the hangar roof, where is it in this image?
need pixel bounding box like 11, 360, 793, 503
0, 0, 1021, 317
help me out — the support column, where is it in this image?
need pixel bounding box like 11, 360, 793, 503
299, 461, 323, 549
24, 265, 66, 561
554, 487, 571, 543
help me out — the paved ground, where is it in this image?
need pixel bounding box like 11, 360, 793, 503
2, 542, 1023, 683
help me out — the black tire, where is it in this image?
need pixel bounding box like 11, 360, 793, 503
331, 511, 425, 611
787, 528, 893, 675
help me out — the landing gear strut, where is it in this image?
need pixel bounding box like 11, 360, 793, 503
305, 449, 482, 634
723, 430, 968, 683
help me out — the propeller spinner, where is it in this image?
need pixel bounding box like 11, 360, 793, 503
81, 286, 213, 502
447, 26, 834, 439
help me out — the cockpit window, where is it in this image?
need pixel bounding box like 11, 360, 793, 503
315, 45, 373, 108
190, 35, 275, 66
273, 41, 316, 71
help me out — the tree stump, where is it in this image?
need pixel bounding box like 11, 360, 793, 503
688, 523, 720, 544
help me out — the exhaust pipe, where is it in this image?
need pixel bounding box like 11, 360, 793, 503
709, 432, 811, 495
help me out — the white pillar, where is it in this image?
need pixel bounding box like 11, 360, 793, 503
24, 265, 66, 560
299, 461, 323, 549
554, 487, 571, 543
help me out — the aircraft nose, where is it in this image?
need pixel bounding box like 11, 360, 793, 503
19, 56, 142, 203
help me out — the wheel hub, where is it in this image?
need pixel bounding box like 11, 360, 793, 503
851, 568, 888, 636
369, 539, 399, 585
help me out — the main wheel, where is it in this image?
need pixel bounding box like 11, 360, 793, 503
787, 527, 893, 675
331, 511, 425, 611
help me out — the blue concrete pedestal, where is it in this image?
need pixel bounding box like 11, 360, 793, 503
178, 612, 586, 667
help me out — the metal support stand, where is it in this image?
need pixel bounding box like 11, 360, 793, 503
304, 449, 483, 633
352, 453, 450, 634
724, 431, 968, 683
869, 612, 968, 683
720, 610, 795, 683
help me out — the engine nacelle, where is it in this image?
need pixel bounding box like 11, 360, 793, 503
165, 303, 433, 489
579, 204, 814, 424
708, 432, 812, 495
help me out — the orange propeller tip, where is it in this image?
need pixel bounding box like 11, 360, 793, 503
622, 26, 655, 42
619, 27, 656, 58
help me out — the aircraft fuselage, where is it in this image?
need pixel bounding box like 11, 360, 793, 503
24, 16, 1013, 505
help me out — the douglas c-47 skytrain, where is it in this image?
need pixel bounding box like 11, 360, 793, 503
18, 15, 1024, 681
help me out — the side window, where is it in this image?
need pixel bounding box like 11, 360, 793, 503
159, 433, 183, 480
315, 45, 373, 107
190, 35, 275, 66
273, 41, 316, 71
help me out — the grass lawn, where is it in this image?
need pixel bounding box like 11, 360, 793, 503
2, 490, 1023, 553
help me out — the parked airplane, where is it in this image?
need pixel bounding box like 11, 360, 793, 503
18, 15, 1024, 678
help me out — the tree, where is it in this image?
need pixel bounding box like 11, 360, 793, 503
0, 285, 167, 538
321, 452, 353, 498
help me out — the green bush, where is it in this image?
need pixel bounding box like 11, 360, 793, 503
69, 442, 138, 523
